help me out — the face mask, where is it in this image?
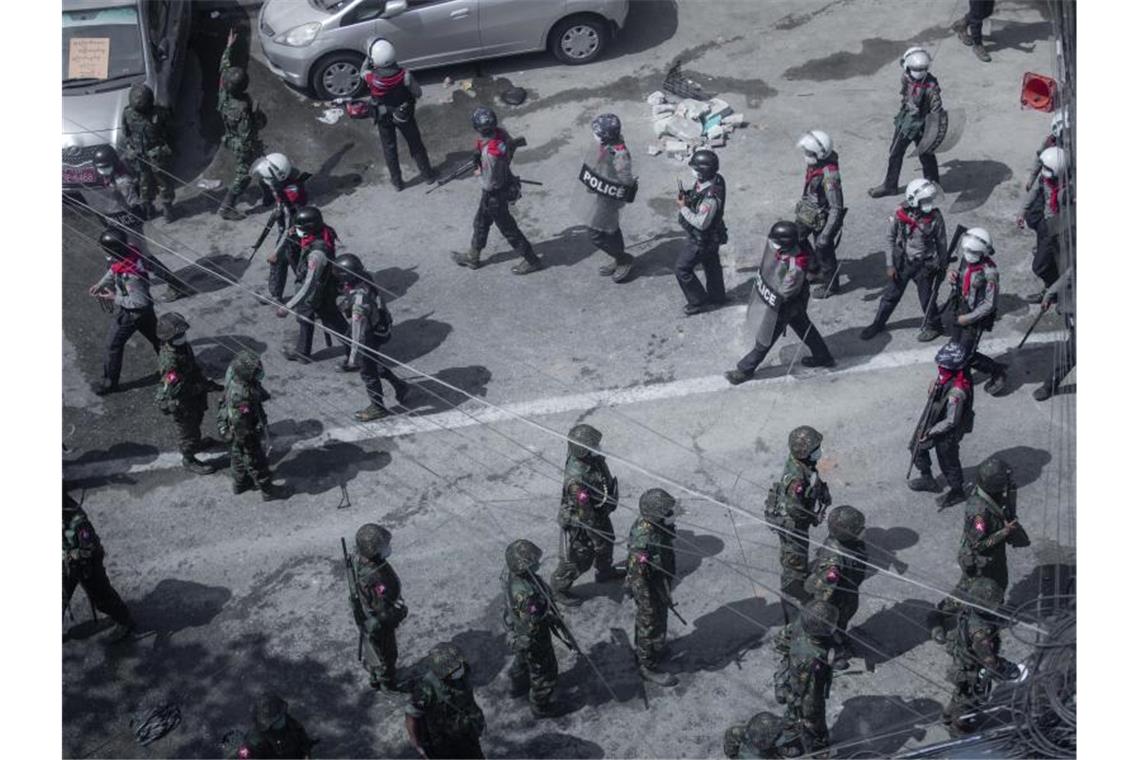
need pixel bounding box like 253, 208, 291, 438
908, 68, 928, 80
105, 256, 114, 264
661, 514, 675, 527
378, 546, 391, 561
963, 249, 982, 264
171, 336, 187, 346
690, 168, 701, 180
1041, 167, 1055, 180
803, 152, 816, 164
920, 200, 934, 213
809, 448, 822, 463
96, 166, 113, 177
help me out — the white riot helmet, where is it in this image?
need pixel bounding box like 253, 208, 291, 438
960, 227, 993, 263
905, 178, 940, 212
796, 130, 833, 163
1039, 146, 1068, 178
251, 153, 292, 184
368, 38, 397, 68
900, 46, 931, 80
1050, 108, 1069, 140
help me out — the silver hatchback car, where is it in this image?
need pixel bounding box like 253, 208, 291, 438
258, 0, 630, 100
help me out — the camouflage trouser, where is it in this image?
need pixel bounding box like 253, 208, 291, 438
927, 575, 971, 634
781, 705, 830, 757
130, 153, 176, 203
508, 630, 558, 709
633, 585, 669, 667
172, 397, 207, 456
722, 725, 746, 758
830, 592, 859, 658
226, 141, 262, 196
230, 434, 271, 488
363, 624, 398, 686
550, 518, 615, 594
945, 665, 987, 731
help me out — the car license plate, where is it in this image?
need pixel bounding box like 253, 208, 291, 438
63, 166, 98, 186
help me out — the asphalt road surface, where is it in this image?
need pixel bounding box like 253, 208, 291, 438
62, 1, 1075, 757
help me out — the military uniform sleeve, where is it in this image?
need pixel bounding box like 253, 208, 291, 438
120, 274, 153, 309
933, 211, 948, 268
679, 192, 718, 230
405, 680, 433, 718
820, 167, 844, 241
95, 269, 114, 290
1021, 181, 1044, 215
927, 386, 967, 435
926, 79, 943, 114
960, 269, 998, 324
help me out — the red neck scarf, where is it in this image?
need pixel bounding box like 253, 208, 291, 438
110, 245, 145, 277
1043, 176, 1061, 214
937, 367, 971, 391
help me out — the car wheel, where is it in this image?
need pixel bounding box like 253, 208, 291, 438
549, 16, 607, 65
312, 52, 366, 100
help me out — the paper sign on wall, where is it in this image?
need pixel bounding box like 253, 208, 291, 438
68, 38, 110, 80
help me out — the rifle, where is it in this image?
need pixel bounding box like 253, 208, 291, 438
529, 572, 581, 653
1017, 304, 1049, 350
906, 384, 940, 479
652, 576, 688, 626
809, 472, 831, 524
919, 224, 967, 336
341, 537, 365, 661
426, 136, 527, 194
249, 207, 284, 259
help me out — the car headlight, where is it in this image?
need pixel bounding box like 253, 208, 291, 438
277, 22, 321, 47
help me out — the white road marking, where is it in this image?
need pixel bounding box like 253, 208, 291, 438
64, 330, 1067, 480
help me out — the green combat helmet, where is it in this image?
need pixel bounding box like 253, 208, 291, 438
355, 523, 392, 560
155, 312, 190, 342
788, 425, 823, 460
976, 456, 1014, 495
128, 82, 155, 113
827, 505, 865, 543
967, 576, 1004, 611
505, 539, 542, 575
638, 488, 676, 521
800, 600, 840, 637
230, 351, 264, 383
427, 642, 467, 680
253, 693, 288, 732
744, 711, 784, 753
567, 423, 602, 459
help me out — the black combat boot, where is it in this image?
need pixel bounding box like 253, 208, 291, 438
260, 482, 290, 502
511, 247, 543, 275
611, 253, 635, 283
724, 369, 751, 386
106, 619, 137, 644
452, 247, 482, 269
232, 478, 254, 495
355, 404, 391, 422
638, 662, 678, 687
218, 191, 244, 221
553, 589, 583, 607
594, 565, 625, 583
393, 378, 411, 405
801, 354, 836, 368
936, 487, 967, 510
182, 455, 215, 475
983, 368, 1008, 396
868, 183, 902, 199
908, 470, 940, 493
952, 16, 972, 46
162, 201, 177, 223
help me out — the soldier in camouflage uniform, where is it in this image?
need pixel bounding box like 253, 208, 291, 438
943, 577, 1020, 734
120, 83, 178, 222
405, 642, 486, 759
154, 313, 222, 475
723, 711, 784, 759
928, 456, 1028, 643
550, 424, 624, 607
350, 524, 408, 691
765, 426, 831, 626
776, 600, 837, 758
231, 694, 314, 759
804, 506, 867, 671
63, 487, 135, 643
217, 351, 287, 501
502, 539, 563, 717
625, 488, 679, 687
217, 28, 265, 221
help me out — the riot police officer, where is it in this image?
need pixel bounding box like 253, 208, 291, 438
869, 47, 943, 197
362, 38, 436, 191
944, 227, 1007, 395
581, 113, 636, 283
675, 149, 727, 315
726, 221, 834, 385
333, 253, 409, 420
795, 129, 846, 299
248, 154, 311, 303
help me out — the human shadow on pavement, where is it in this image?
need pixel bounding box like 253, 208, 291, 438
625, 234, 693, 280
134, 578, 233, 647
406, 365, 493, 416
173, 252, 252, 295
842, 251, 889, 300
275, 442, 392, 497
308, 141, 367, 208
989, 342, 1054, 396
63, 629, 384, 759
666, 595, 785, 674
941, 159, 1013, 214
782, 23, 953, 81
261, 418, 325, 464
986, 20, 1054, 54
497, 732, 605, 759
962, 444, 1051, 489
385, 313, 453, 365
65, 442, 162, 490
862, 526, 920, 581
558, 630, 647, 711
672, 529, 726, 586
512, 225, 598, 269
829, 695, 944, 758
373, 266, 419, 302
848, 597, 938, 671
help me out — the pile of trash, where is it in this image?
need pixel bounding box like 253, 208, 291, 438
645, 63, 746, 159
